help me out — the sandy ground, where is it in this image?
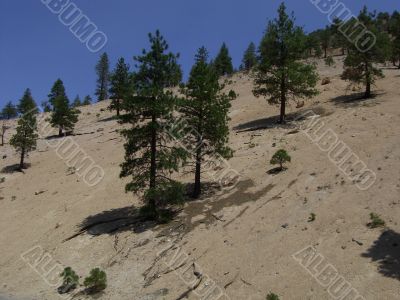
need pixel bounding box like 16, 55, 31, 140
0, 57, 399, 300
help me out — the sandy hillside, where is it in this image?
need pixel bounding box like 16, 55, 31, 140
0, 56, 400, 300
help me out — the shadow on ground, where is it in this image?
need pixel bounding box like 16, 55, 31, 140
98, 116, 119, 123
1, 163, 30, 174
362, 229, 400, 280
156, 179, 276, 239
233, 106, 332, 132
331, 91, 385, 108
70, 179, 277, 241
74, 206, 158, 237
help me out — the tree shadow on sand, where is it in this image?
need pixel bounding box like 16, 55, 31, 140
362, 229, 400, 280
1, 163, 31, 174
70, 183, 221, 239
233, 106, 331, 133
331, 91, 385, 108
184, 181, 222, 202
267, 167, 287, 175
64, 206, 159, 240
98, 116, 119, 123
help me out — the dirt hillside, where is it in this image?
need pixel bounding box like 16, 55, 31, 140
1, 57, 399, 300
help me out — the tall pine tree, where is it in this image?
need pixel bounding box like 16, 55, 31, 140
48, 79, 67, 109
109, 58, 130, 116
389, 12, 400, 68
48, 80, 79, 136
120, 31, 186, 218
213, 43, 234, 76
241, 42, 258, 71
331, 18, 347, 56
341, 7, 391, 98
253, 2, 319, 123
180, 47, 235, 198
82, 95, 92, 106
319, 26, 332, 58
10, 89, 38, 170
95, 52, 110, 101
1, 101, 18, 119
72, 95, 82, 107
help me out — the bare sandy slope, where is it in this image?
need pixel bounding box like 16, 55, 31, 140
1, 57, 399, 300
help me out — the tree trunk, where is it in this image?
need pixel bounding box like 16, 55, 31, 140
116, 102, 120, 117
365, 62, 371, 99
20, 147, 25, 170
365, 81, 371, 98
279, 74, 286, 124
149, 112, 157, 213
324, 47, 327, 58
192, 143, 202, 199
59, 127, 63, 137
342, 48, 345, 56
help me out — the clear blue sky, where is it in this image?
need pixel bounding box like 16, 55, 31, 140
0, 0, 398, 108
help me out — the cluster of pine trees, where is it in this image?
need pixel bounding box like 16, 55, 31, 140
2, 80, 81, 169
117, 32, 236, 219
241, 5, 400, 120
1, 3, 398, 220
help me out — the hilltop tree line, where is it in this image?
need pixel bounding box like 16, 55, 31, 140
1, 3, 399, 220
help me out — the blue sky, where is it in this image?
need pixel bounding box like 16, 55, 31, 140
0, 0, 398, 108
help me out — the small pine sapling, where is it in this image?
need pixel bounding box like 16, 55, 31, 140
266, 292, 280, 300
270, 149, 291, 171
84, 268, 107, 293
308, 213, 316, 222
325, 56, 335, 67
368, 213, 386, 228
58, 267, 79, 294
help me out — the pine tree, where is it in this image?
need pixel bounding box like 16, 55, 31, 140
95, 52, 110, 101
120, 31, 186, 218
82, 95, 92, 106
48, 79, 67, 109
0, 121, 8, 146
213, 42, 234, 76
10, 89, 38, 170
331, 18, 347, 56
180, 47, 235, 198
319, 26, 332, 58
241, 42, 258, 71
1, 102, 18, 146
389, 12, 400, 68
48, 80, 79, 136
304, 33, 321, 58
253, 2, 319, 123
341, 7, 391, 98
109, 58, 130, 116
72, 95, 82, 107
1, 101, 18, 119
41, 101, 52, 113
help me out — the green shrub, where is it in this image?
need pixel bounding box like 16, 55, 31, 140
368, 213, 385, 228
325, 56, 335, 67
270, 149, 291, 171
84, 268, 107, 293
266, 292, 280, 300
59, 267, 79, 293
308, 213, 316, 222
